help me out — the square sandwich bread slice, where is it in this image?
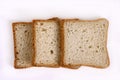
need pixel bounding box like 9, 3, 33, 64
61, 18, 110, 68
13, 22, 34, 68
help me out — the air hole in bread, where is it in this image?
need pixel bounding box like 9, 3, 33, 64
81, 37, 83, 39
103, 24, 105, 27
24, 30, 27, 33
96, 50, 98, 53
42, 28, 47, 32
50, 50, 53, 54
20, 44, 22, 46
68, 63, 71, 65
75, 30, 77, 32
97, 46, 99, 48
86, 40, 88, 42
23, 24, 25, 26
89, 46, 92, 48
51, 42, 53, 44
81, 50, 84, 52
79, 46, 82, 48
82, 29, 87, 33
40, 23, 43, 25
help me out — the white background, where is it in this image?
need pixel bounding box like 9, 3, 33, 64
0, 0, 120, 80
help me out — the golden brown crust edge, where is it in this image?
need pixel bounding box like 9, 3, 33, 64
12, 22, 33, 69
32, 18, 61, 68
60, 20, 64, 66
61, 18, 110, 69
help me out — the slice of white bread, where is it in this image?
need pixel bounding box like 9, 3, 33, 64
12, 22, 34, 68
33, 19, 61, 67
61, 18, 110, 68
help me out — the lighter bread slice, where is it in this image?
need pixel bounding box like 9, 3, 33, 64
13, 22, 34, 68
61, 18, 110, 68
33, 19, 60, 67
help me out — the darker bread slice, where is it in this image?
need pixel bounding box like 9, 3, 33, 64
13, 22, 34, 68
33, 18, 61, 67
61, 18, 110, 68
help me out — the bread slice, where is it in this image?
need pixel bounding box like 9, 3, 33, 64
33, 19, 61, 67
61, 18, 110, 68
13, 22, 34, 68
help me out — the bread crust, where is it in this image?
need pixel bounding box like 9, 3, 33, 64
12, 22, 33, 69
61, 18, 110, 68
33, 18, 61, 68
